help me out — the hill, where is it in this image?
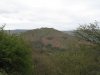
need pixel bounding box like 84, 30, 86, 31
5, 29, 28, 34
22, 28, 77, 51
21, 27, 100, 75
63, 31, 75, 36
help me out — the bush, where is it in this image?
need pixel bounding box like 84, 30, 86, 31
0, 26, 32, 75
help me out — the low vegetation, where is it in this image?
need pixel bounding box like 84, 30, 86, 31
0, 22, 100, 75
0, 26, 32, 75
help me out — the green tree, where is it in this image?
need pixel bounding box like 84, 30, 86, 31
0, 26, 32, 75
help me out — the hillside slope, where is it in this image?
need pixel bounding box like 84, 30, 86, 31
22, 28, 78, 51
21, 28, 100, 75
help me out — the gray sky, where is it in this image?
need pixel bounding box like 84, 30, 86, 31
0, 0, 100, 30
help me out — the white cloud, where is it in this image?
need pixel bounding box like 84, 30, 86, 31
0, 0, 100, 30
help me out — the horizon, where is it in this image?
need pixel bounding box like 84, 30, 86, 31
4, 27, 74, 31
0, 0, 100, 30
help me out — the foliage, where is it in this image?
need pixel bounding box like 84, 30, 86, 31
75, 21, 100, 44
31, 42, 100, 75
0, 26, 32, 75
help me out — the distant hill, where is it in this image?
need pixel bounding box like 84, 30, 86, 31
5, 29, 28, 34
22, 28, 78, 51
5, 29, 74, 35
63, 31, 75, 36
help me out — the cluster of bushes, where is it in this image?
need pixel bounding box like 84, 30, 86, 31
0, 26, 32, 75
32, 41, 100, 75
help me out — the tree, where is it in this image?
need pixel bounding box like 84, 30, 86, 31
0, 26, 32, 75
75, 21, 100, 44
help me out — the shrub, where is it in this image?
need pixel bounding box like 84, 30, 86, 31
0, 26, 32, 75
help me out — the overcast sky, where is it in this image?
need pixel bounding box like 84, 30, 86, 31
0, 0, 100, 30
